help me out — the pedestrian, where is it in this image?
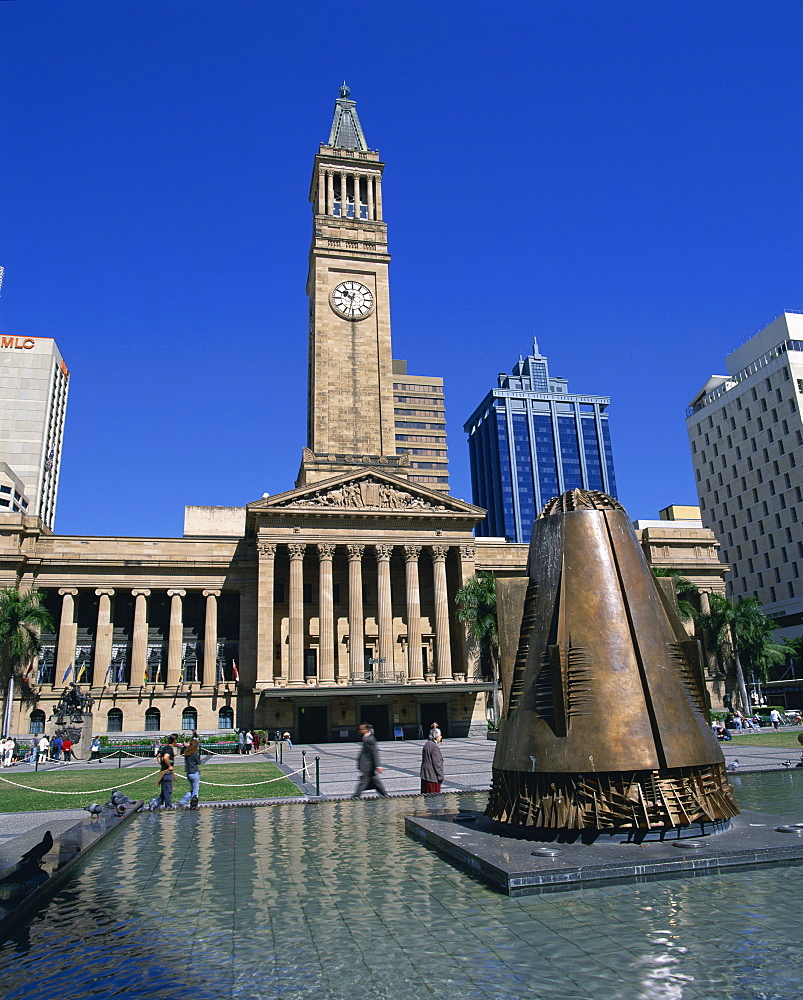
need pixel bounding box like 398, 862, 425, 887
253, 730, 261, 753
770, 708, 783, 732
237, 729, 245, 755
1, 737, 12, 767
61, 736, 73, 762
178, 731, 201, 809
732, 709, 744, 732
245, 730, 253, 755
156, 734, 178, 809
282, 731, 292, 750
89, 736, 102, 762
428, 721, 443, 743
351, 723, 388, 799
420, 731, 445, 793
152, 739, 160, 759
28, 738, 39, 766
50, 735, 63, 762
38, 733, 50, 762
10, 737, 19, 765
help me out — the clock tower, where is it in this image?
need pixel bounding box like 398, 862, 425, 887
297, 84, 409, 486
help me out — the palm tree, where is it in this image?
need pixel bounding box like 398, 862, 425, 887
455, 572, 500, 726
651, 568, 698, 622
783, 636, 803, 671
0, 588, 54, 735
695, 594, 784, 712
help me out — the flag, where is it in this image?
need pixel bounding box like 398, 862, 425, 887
216, 659, 224, 685
62, 663, 73, 683
75, 662, 86, 683
143, 664, 149, 685
232, 661, 239, 682
37, 662, 46, 684
104, 662, 112, 684
116, 662, 125, 683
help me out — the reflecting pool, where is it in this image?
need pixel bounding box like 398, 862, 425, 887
2, 771, 803, 1000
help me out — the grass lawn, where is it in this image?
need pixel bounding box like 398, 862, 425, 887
0, 761, 301, 812
728, 730, 803, 749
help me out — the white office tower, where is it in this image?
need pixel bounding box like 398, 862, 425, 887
686, 312, 803, 632
0, 335, 70, 529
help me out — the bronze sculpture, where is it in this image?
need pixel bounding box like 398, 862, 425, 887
487, 489, 739, 832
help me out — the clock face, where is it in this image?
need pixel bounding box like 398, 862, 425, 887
330, 280, 374, 319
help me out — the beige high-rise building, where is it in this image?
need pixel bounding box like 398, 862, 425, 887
392, 360, 449, 492
687, 311, 803, 632
0, 334, 69, 529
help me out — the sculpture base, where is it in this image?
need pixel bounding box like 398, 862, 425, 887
405, 808, 803, 896
486, 762, 739, 830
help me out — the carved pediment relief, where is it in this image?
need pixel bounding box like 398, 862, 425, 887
280, 477, 446, 512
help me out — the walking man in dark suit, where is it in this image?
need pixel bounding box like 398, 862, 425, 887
352, 723, 389, 799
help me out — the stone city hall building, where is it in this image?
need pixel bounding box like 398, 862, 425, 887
2, 86, 515, 742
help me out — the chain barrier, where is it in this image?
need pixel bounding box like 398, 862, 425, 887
0, 761, 308, 795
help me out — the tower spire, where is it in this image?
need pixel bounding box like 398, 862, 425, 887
327, 81, 368, 151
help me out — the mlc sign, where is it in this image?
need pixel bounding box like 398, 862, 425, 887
1, 337, 36, 350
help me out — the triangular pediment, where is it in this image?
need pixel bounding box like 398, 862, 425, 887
248, 471, 484, 518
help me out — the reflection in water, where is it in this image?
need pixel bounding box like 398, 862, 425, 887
0, 774, 802, 999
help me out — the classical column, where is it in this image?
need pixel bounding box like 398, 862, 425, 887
317, 170, 325, 213
431, 546, 452, 680
288, 543, 306, 686
340, 171, 347, 216
404, 546, 424, 682
203, 590, 220, 688
367, 174, 374, 221
317, 543, 336, 683
375, 544, 394, 673
257, 541, 276, 686
347, 544, 365, 678
131, 589, 150, 685
93, 589, 115, 687
55, 588, 78, 684
458, 545, 478, 679
327, 170, 334, 215
699, 591, 711, 615
375, 176, 383, 220
166, 589, 186, 686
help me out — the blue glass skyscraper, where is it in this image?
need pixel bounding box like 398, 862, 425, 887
464, 341, 617, 542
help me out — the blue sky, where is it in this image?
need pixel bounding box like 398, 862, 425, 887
1, 1, 801, 537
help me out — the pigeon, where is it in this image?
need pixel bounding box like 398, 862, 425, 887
83, 803, 104, 819
19, 830, 53, 864
726, 759, 740, 772
782, 760, 793, 768
109, 790, 135, 814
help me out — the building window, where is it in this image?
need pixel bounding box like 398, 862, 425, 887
218, 707, 234, 730
107, 708, 123, 733
182, 707, 197, 731
29, 710, 45, 735
144, 708, 161, 732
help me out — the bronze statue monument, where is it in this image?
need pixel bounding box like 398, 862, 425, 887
487, 489, 739, 833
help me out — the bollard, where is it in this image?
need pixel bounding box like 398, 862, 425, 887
302, 749, 307, 783
35, 752, 40, 772
279, 740, 283, 765
315, 756, 320, 796
118, 749, 123, 768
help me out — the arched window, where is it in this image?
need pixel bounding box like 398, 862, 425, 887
29, 710, 46, 734
107, 708, 123, 733
218, 707, 234, 730
182, 707, 197, 731
144, 708, 161, 732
